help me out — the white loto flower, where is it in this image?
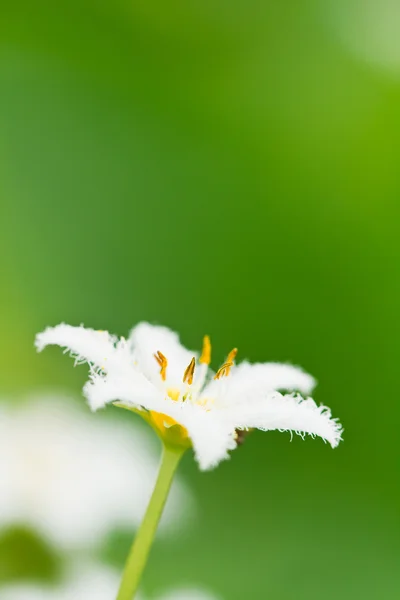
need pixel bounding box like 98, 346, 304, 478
0, 561, 221, 600
0, 397, 192, 549
35, 322, 343, 471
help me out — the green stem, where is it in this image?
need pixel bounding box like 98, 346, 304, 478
116, 444, 185, 600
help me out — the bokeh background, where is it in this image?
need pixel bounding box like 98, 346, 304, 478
0, 1, 399, 598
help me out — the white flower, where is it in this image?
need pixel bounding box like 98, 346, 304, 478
0, 562, 221, 600
0, 563, 119, 600
35, 322, 343, 471
0, 396, 193, 549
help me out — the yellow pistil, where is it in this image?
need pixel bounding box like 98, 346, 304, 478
199, 335, 211, 365
154, 350, 168, 381
183, 356, 196, 385
214, 347, 238, 379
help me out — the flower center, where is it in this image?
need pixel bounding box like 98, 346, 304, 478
167, 388, 180, 401
146, 337, 239, 448
153, 335, 238, 386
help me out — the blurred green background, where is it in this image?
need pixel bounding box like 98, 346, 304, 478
0, 1, 399, 598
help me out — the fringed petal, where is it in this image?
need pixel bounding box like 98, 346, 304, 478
202, 361, 316, 408
83, 372, 163, 412
220, 392, 342, 448
174, 408, 237, 471
35, 324, 120, 372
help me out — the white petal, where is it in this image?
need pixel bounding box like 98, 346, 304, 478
221, 392, 342, 448
84, 372, 164, 412
202, 361, 316, 407
129, 322, 198, 390
172, 406, 237, 471
35, 324, 120, 371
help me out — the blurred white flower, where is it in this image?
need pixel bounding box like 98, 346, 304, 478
0, 562, 221, 600
327, 0, 400, 76
158, 588, 221, 600
0, 562, 119, 600
0, 396, 193, 550
36, 322, 342, 471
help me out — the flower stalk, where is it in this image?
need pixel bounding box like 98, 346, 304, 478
116, 443, 186, 600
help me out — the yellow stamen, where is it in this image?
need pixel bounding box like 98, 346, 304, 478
226, 347, 238, 363
214, 347, 238, 380
199, 335, 212, 365
214, 361, 233, 380
154, 350, 168, 381
183, 356, 196, 385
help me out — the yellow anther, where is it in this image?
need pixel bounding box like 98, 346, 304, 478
183, 356, 196, 385
154, 350, 168, 381
214, 348, 238, 380
226, 347, 238, 363
214, 361, 233, 380
199, 335, 212, 365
